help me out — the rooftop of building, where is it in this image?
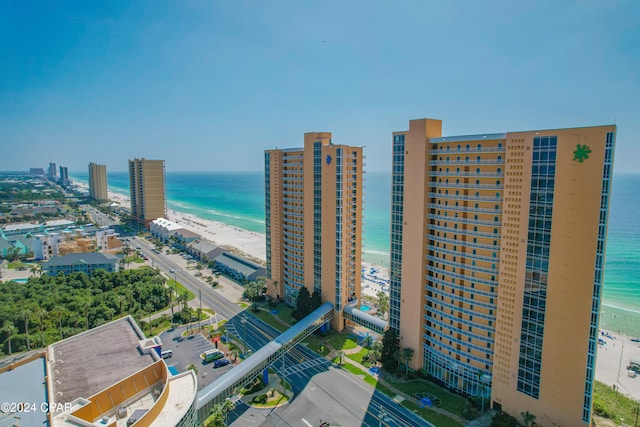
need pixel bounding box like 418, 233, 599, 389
187, 239, 220, 255
213, 252, 264, 276
3, 222, 40, 231
430, 133, 507, 143
175, 228, 200, 239
44, 252, 119, 267
49, 316, 156, 404
151, 217, 183, 231
45, 219, 75, 227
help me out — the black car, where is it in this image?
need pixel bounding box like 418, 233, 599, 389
213, 358, 231, 368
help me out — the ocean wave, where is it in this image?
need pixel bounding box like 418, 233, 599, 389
207, 209, 265, 224
601, 303, 640, 315
363, 249, 390, 256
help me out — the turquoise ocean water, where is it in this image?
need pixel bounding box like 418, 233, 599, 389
70, 171, 640, 336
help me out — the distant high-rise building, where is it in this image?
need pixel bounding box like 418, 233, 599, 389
128, 158, 166, 229
390, 118, 615, 426
88, 163, 108, 201
30, 168, 45, 176
265, 133, 363, 330
58, 166, 70, 186
48, 162, 57, 179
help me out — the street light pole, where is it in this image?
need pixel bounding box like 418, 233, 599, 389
240, 315, 248, 356
618, 341, 625, 383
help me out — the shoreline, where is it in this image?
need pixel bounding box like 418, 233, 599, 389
74, 180, 391, 299
72, 180, 639, 334
70, 179, 640, 399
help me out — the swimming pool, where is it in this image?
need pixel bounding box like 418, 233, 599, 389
361, 305, 371, 312
11, 278, 29, 284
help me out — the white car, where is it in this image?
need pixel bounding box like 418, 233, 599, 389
169, 268, 175, 273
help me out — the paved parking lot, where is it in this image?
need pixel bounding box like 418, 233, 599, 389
160, 325, 235, 389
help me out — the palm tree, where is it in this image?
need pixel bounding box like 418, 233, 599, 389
521, 411, 536, 427
22, 310, 31, 351
145, 303, 154, 336
4, 321, 15, 355
363, 335, 373, 349
82, 301, 90, 330
187, 364, 199, 375
400, 347, 414, 378
230, 348, 239, 362
377, 291, 389, 319
29, 263, 41, 278
221, 398, 235, 426
196, 308, 203, 331
336, 350, 345, 366
37, 309, 46, 348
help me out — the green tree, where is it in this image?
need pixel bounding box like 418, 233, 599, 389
3, 321, 15, 355
336, 350, 345, 366
400, 347, 414, 378
293, 287, 311, 320
368, 341, 382, 366
521, 411, 536, 427
30, 263, 42, 278
244, 280, 264, 302
187, 364, 198, 375
310, 289, 322, 312
376, 291, 389, 319
21, 310, 31, 351
491, 411, 519, 427
381, 327, 399, 371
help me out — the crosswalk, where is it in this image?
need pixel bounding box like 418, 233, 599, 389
276, 357, 332, 377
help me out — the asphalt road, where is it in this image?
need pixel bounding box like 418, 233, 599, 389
137, 237, 433, 427
82, 204, 118, 227
226, 313, 434, 427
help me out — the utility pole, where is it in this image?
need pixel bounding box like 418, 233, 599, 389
617, 341, 625, 383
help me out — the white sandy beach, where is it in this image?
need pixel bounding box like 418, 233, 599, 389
89, 182, 391, 299
76, 182, 640, 401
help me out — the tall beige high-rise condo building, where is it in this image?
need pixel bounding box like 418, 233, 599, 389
88, 162, 108, 201
265, 133, 363, 330
390, 118, 615, 426
128, 158, 166, 229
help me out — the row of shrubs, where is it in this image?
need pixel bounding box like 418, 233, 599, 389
252, 394, 268, 404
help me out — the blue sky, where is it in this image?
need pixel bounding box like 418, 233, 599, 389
1, 1, 638, 173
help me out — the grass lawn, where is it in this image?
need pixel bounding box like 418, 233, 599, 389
374, 382, 394, 396
269, 303, 294, 324
346, 347, 369, 364
149, 318, 172, 336
7, 261, 29, 269
340, 363, 378, 385
325, 332, 358, 351
386, 378, 470, 414
302, 335, 330, 355
250, 308, 288, 332
593, 380, 640, 422
250, 391, 290, 408
402, 400, 465, 427
168, 279, 195, 300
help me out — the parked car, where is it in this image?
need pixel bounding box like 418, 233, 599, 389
169, 268, 175, 273
213, 358, 231, 368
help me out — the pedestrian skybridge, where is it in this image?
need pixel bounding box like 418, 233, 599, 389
195, 302, 334, 422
